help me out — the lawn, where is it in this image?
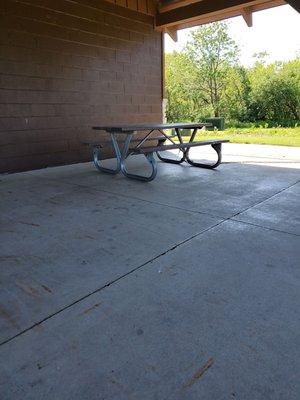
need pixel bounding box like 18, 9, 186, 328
194, 126, 300, 147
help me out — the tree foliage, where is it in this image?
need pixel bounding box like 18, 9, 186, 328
165, 52, 199, 121
247, 59, 300, 121
165, 22, 300, 125
186, 22, 239, 117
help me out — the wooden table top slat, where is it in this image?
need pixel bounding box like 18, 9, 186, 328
92, 122, 212, 133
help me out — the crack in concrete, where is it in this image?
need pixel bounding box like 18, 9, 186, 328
45, 172, 300, 226
48, 174, 300, 237
229, 180, 299, 219
0, 218, 227, 348
0, 171, 298, 348
231, 219, 299, 237
44, 176, 221, 220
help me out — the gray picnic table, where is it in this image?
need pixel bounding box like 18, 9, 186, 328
83, 123, 229, 182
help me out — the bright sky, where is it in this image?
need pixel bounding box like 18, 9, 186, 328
164, 4, 300, 67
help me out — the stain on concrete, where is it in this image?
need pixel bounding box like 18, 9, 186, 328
79, 303, 101, 316
0, 255, 21, 264
17, 221, 40, 227
183, 357, 214, 389
41, 285, 52, 294
16, 282, 40, 298
29, 378, 43, 388
0, 305, 19, 328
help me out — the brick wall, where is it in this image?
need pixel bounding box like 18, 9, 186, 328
0, 0, 162, 173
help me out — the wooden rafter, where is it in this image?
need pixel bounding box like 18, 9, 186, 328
156, 0, 286, 28
284, 0, 300, 12
159, 0, 200, 12
241, 7, 253, 26
165, 27, 178, 41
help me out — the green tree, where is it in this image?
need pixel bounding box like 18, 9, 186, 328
279, 58, 300, 119
248, 58, 300, 121
186, 22, 239, 117
165, 52, 200, 122
252, 51, 269, 65
221, 65, 251, 121
165, 23, 300, 125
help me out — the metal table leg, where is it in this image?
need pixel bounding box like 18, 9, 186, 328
93, 133, 121, 174
156, 128, 186, 164
120, 133, 158, 182
185, 142, 222, 169
184, 128, 222, 169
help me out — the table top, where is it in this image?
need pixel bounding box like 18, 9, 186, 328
92, 122, 212, 133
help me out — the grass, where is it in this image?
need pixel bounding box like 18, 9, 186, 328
194, 126, 300, 147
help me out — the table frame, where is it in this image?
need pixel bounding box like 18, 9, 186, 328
92, 123, 214, 182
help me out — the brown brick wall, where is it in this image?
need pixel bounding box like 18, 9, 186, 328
0, 0, 162, 173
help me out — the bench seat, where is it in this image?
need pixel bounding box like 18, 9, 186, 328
132, 139, 229, 154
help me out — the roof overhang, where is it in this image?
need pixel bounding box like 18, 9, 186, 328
155, 0, 294, 39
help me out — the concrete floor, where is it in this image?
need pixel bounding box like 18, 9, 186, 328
0, 144, 299, 400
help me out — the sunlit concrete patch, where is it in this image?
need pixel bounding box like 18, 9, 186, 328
17, 159, 298, 221
0, 220, 299, 400
234, 182, 300, 235
58, 159, 299, 219
220, 144, 300, 169
162, 143, 300, 169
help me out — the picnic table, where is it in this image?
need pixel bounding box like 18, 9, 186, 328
83, 123, 229, 182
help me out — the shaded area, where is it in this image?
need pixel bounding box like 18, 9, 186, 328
0, 144, 299, 399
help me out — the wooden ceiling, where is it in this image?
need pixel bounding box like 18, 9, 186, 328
153, 0, 299, 39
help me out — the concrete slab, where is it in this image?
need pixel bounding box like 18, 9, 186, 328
221, 143, 300, 169
32, 156, 300, 219
0, 179, 221, 343
1, 144, 299, 399
0, 220, 299, 400
235, 182, 300, 235
0, 173, 76, 209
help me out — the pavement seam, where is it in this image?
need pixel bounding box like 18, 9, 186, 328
39, 175, 223, 220
223, 161, 300, 164
228, 180, 299, 219
0, 217, 228, 348
0, 171, 224, 220
0, 208, 297, 349
231, 218, 300, 237
3, 168, 299, 234
1, 169, 299, 346
223, 154, 300, 161
46, 173, 300, 224
225, 180, 300, 236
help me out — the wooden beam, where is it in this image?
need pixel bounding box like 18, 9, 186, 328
156, 0, 285, 28
159, 0, 199, 12
241, 7, 253, 26
284, 0, 300, 13
158, 0, 285, 30
165, 27, 178, 41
